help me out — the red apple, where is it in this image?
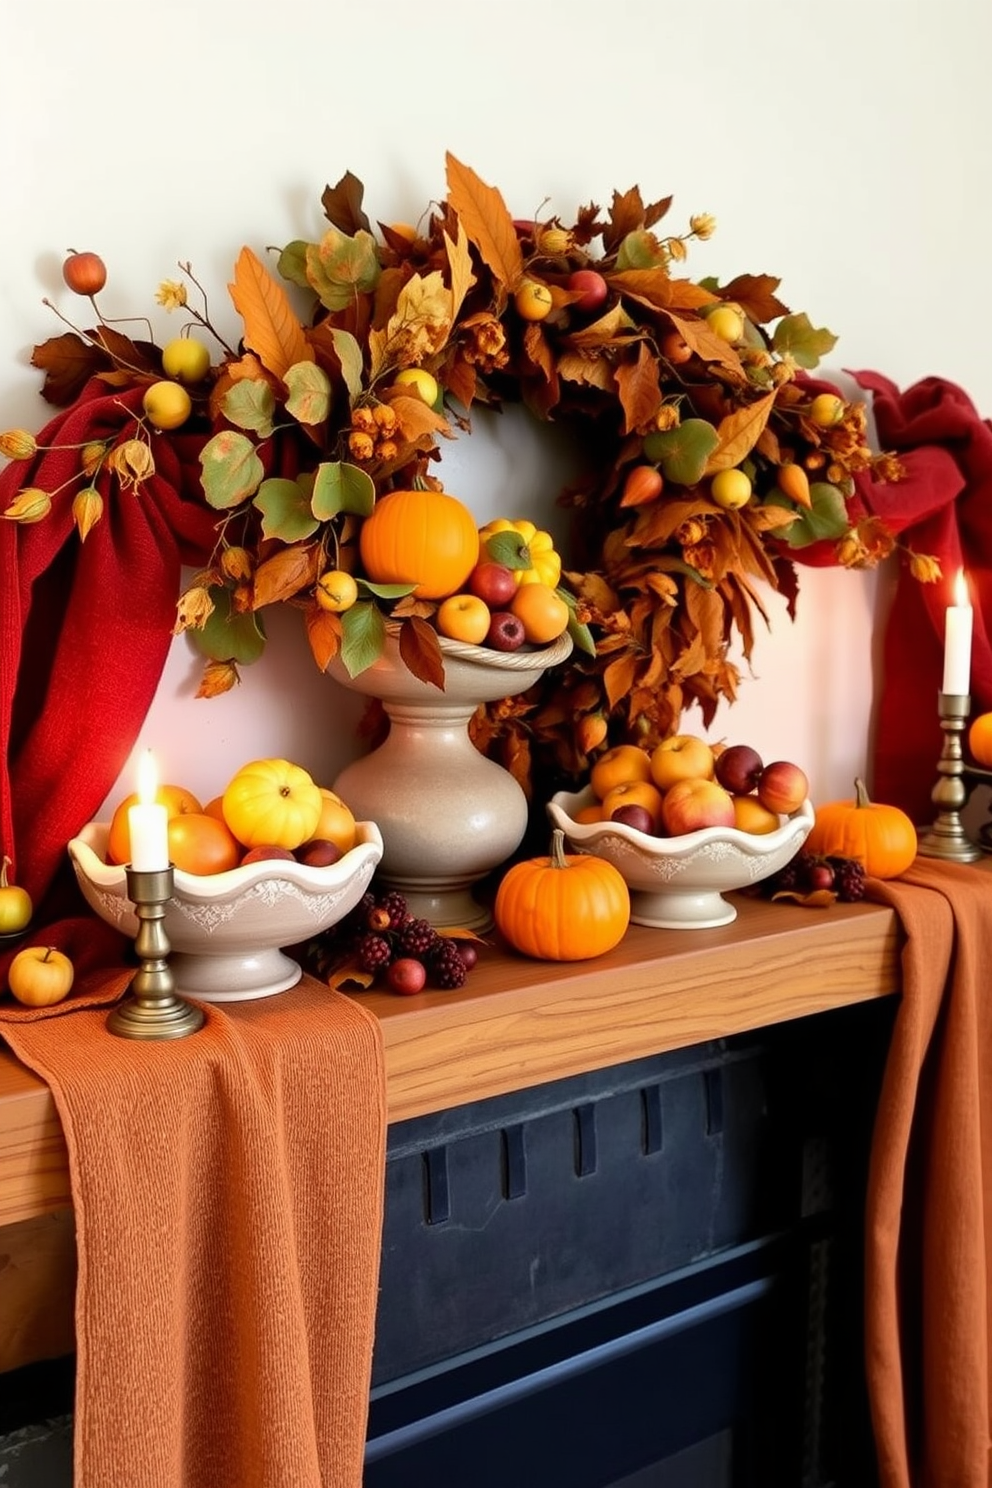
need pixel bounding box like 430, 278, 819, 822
757, 760, 809, 816
62, 250, 106, 296
240, 844, 296, 865
469, 562, 518, 607
296, 838, 344, 868
486, 611, 527, 652
387, 957, 428, 995
610, 803, 656, 836
715, 744, 764, 796
568, 268, 609, 313
661, 778, 736, 836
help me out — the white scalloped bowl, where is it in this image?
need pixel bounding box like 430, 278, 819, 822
67, 820, 383, 1001
547, 787, 815, 930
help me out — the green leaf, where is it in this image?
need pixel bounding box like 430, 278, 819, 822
305, 227, 382, 312
221, 379, 276, 437
277, 240, 311, 290
189, 586, 267, 666
765, 481, 849, 547
356, 578, 417, 601
199, 430, 265, 510
771, 313, 838, 370
642, 418, 720, 485
556, 588, 596, 656
339, 599, 387, 677
615, 230, 665, 271
253, 477, 320, 541
311, 460, 375, 522
330, 328, 366, 404
483, 531, 530, 570
284, 361, 332, 426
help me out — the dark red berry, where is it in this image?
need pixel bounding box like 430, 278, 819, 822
807, 863, 835, 892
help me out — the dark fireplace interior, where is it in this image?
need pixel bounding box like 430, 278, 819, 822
366, 996, 895, 1488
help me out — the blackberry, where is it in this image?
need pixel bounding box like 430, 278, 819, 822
429, 938, 468, 990
830, 856, 867, 903
397, 917, 440, 958
356, 933, 394, 973
379, 890, 410, 930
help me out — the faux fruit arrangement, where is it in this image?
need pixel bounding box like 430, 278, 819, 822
103, 758, 359, 875
307, 887, 479, 994
578, 735, 809, 839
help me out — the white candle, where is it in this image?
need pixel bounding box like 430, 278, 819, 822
127, 751, 170, 871
942, 568, 973, 696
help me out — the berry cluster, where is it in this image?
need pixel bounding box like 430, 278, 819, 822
762, 850, 868, 903
308, 887, 478, 994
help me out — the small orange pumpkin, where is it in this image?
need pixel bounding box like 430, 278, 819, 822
494, 829, 630, 961
359, 488, 480, 600
805, 778, 917, 879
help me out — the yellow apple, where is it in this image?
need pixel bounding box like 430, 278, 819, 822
0, 855, 32, 934
514, 279, 553, 322
394, 368, 439, 407
161, 337, 211, 384
649, 735, 716, 790
315, 570, 359, 613
142, 380, 192, 431
8, 946, 75, 1007
710, 468, 752, 510
436, 593, 491, 645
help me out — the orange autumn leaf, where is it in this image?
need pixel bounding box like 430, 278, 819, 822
305, 607, 342, 671
228, 246, 313, 381
704, 390, 777, 474
251, 544, 320, 608
445, 152, 524, 290
614, 343, 662, 434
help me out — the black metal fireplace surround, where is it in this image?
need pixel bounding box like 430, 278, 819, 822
365, 996, 895, 1488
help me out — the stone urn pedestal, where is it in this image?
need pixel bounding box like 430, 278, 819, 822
329, 628, 572, 931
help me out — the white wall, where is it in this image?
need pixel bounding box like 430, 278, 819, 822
3, 0, 991, 813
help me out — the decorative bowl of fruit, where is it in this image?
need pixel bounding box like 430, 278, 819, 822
67, 758, 384, 1001
547, 737, 815, 929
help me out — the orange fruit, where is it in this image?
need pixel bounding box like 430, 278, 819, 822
108, 783, 203, 865
510, 582, 569, 644
602, 779, 666, 831
968, 711, 992, 768
572, 803, 604, 825
589, 744, 653, 801
731, 794, 782, 835
167, 813, 241, 875
309, 789, 358, 854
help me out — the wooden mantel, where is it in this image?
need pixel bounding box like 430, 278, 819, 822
1, 893, 902, 1230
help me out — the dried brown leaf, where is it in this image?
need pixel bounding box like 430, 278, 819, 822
228, 246, 313, 381
443, 219, 477, 323
770, 889, 838, 909
252, 544, 319, 608
326, 958, 377, 991
704, 391, 777, 474
30, 333, 106, 406
720, 273, 789, 325
321, 171, 373, 236
614, 343, 662, 435
603, 650, 639, 711
445, 153, 523, 289
683, 582, 726, 658
305, 606, 342, 671
666, 311, 746, 378
195, 659, 240, 698
399, 615, 445, 689
557, 353, 613, 392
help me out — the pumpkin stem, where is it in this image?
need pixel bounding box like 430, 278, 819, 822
854, 778, 871, 809
549, 829, 571, 869
0, 855, 10, 890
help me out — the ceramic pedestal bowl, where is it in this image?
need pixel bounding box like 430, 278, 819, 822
547, 787, 815, 929
67, 820, 384, 1001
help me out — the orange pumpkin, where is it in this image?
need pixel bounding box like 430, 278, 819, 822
359, 488, 480, 600
494, 829, 630, 961
805, 778, 917, 879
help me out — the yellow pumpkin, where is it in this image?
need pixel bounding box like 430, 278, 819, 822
494, 829, 630, 961
222, 758, 323, 850
805, 778, 917, 879
359, 488, 480, 600
477, 518, 562, 588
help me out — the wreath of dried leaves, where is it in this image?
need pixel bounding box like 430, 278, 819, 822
3, 153, 937, 803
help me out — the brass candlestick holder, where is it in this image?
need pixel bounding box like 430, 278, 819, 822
107, 866, 205, 1040
917, 691, 983, 863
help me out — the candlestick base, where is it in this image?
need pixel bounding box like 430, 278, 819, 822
917, 691, 983, 864
107, 866, 205, 1040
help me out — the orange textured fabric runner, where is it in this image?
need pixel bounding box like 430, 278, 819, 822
865, 858, 992, 1488
0, 973, 387, 1488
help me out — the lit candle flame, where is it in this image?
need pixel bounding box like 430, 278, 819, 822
954, 569, 969, 607
137, 749, 158, 807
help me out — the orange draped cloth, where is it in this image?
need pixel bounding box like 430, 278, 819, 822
866, 858, 992, 1488
0, 972, 387, 1488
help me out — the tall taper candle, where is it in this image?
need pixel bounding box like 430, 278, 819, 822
942, 568, 973, 696
128, 751, 170, 871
